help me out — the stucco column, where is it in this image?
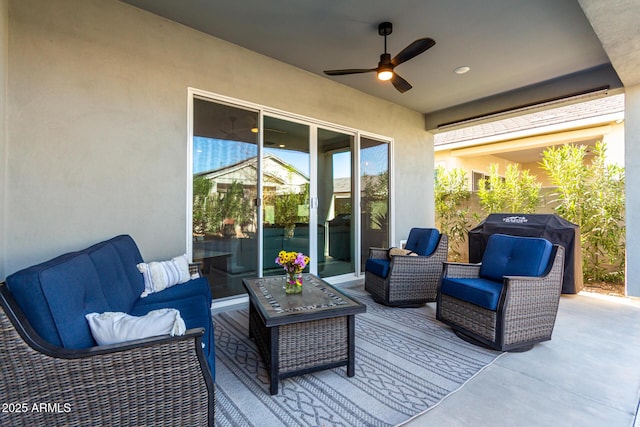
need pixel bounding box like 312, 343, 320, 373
0, 0, 8, 281
625, 85, 640, 298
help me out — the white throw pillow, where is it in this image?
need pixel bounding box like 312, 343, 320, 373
85, 308, 186, 346
171, 254, 193, 283
137, 254, 193, 297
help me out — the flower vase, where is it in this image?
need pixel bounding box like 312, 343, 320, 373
284, 271, 303, 294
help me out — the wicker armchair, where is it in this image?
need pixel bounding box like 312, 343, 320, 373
436, 234, 565, 352
365, 228, 448, 307
0, 283, 215, 427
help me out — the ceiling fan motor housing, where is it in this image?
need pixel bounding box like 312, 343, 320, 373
378, 22, 392, 36
378, 53, 392, 67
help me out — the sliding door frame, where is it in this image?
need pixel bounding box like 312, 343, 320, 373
187, 87, 394, 293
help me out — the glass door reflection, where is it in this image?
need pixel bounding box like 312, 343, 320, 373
360, 137, 390, 271
192, 98, 259, 299
317, 128, 355, 278
262, 116, 311, 276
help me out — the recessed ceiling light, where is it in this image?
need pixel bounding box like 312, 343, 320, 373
454, 66, 470, 75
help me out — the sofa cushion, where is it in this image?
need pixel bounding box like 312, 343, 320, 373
40, 254, 110, 349
140, 276, 212, 305
365, 258, 390, 278
132, 294, 215, 377
5, 252, 82, 347
479, 234, 553, 283
107, 235, 146, 296
405, 228, 440, 256
440, 277, 505, 311
89, 243, 138, 313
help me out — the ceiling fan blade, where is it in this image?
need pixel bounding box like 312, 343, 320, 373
324, 68, 376, 76
391, 38, 436, 67
391, 73, 412, 93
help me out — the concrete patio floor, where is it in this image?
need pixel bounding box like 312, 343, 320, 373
401, 292, 640, 427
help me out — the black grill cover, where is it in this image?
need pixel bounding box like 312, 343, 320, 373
468, 214, 583, 294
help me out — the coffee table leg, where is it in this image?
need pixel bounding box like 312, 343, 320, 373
270, 326, 279, 395
347, 315, 355, 377
248, 301, 254, 339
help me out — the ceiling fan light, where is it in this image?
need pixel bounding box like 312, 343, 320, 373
377, 68, 393, 81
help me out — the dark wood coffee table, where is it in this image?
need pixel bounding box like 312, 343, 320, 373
242, 274, 366, 395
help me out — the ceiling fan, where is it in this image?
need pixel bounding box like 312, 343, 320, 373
220, 116, 244, 140
323, 22, 435, 93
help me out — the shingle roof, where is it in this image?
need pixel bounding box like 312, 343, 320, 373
435, 93, 624, 146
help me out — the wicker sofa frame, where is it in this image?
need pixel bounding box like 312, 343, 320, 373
436, 245, 565, 352
365, 234, 448, 307
0, 280, 215, 427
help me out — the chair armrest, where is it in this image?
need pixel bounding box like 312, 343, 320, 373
48, 328, 206, 358
502, 245, 565, 299
431, 234, 449, 260
368, 247, 390, 260
390, 253, 443, 269
442, 261, 482, 278
500, 246, 565, 334
189, 262, 203, 276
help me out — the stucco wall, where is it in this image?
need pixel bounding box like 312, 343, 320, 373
625, 85, 640, 297
2, 0, 432, 277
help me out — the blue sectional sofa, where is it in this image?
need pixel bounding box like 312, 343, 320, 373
0, 235, 215, 426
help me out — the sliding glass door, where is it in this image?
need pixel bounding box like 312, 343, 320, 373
261, 116, 311, 277
191, 93, 392, 300
192, 98, 259, 299
317, 128, 355, 278
360, 136, 390, 271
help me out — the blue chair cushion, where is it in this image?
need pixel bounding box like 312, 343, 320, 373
365, 258, 390, 278
479, 234, 553, 283
405, 228, 440, 256
440, 277, 505, 311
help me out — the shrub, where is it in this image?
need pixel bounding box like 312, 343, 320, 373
540, 142, 625, 283
477, 163, 541, 213
435, 166, 472, 261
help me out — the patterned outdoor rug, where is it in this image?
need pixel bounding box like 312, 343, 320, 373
213, 286, 502, 427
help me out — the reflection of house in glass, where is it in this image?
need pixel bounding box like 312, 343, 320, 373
193, 143, 390, 286
192, 153, 311, 287
194, 153, 309, 237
